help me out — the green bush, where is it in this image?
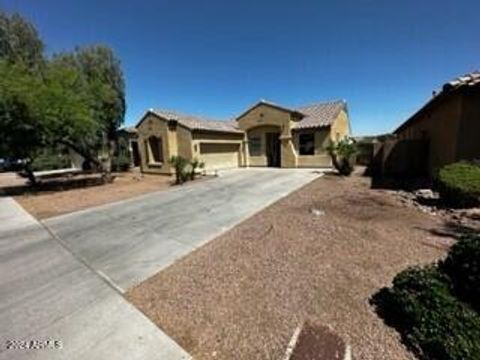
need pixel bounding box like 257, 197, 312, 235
111, 154, 131, 172
189, 158, 205, 180
31, 151, 70, 171
372, 266, 480, 360
169, 155, 189, 184
326, 137, 357, 176
441, 235, 480, 311
436, 162, 480, 208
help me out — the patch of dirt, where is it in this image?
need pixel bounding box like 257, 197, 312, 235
126, 173, 455, 360
13, 171, 177, 219
290, 323, 346, 360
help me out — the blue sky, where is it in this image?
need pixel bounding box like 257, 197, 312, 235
1, 0, 478, 135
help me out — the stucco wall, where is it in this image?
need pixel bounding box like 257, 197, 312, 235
246, 125, 279, 167
330, 110, 351, 141
237, 104, 296, 167
176, 125, 194, 160
137, 114, 173, 174
456, 88, 480, 161
396, 94, 462, 173
294, 128, 332, 167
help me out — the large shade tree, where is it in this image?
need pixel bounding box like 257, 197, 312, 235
0, 10, 126, 184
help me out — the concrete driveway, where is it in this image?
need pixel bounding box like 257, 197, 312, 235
0, 168, 319, 359
45, 168, 320, 291
0, 198, 190, 360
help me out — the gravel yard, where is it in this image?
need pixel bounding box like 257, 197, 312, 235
12, 171, 174, 219
127, 172, 455, 360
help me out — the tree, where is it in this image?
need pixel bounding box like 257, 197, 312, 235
54, 45, 126, 146
0, 11, 44, 69
0, 59, 98, 184
0, 10, 126, 183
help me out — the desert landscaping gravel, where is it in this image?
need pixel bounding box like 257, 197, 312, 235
127, 172, 457, 360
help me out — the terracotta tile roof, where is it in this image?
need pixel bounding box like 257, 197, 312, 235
151, 109, 242, 133
294, 100, 346, 129
444, 71, 480, 90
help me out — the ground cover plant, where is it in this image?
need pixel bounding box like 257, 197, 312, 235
436, 162, 480, 208
372, 234, 480, 360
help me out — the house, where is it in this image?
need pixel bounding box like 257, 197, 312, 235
116, 127, 141, 167
377, 71, 480, 177
135, 99, 351, 174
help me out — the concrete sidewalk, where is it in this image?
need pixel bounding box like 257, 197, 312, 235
0, 197, 191, 360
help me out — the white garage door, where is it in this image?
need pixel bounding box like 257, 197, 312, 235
199, 143, 240, 170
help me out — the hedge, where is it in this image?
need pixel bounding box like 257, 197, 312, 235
441, 235, 480, 312
372, 266, 480, 360
436, 162, 480, 208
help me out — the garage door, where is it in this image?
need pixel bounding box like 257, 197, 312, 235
199, 143, 240, 170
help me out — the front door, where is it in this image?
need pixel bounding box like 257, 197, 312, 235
265, 132, 281, 167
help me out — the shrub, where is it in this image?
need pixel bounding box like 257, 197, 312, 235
436, 162, 480, 208
372, 266, 480, 360
189, 158, 205, 180
326, 137, 357, 176
441, 234, 480, 311
111, 154, 131, 172
31, 151, 70, 171
169, 155, 189, 184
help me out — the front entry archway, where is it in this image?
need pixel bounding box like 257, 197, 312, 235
265, 132, 281, 167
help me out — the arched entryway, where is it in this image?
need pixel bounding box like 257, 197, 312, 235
247, 125, 282, 167
265, 132, 281, 167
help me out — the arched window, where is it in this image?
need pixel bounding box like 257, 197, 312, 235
147, 136, 163, 163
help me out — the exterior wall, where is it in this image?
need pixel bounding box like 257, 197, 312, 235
396, 94, 463, 173
176, 125, 194, 160
245, 125, 279, 167
330, 110, 351, 141
236, 104, 297, 168
293, 128, 332, 167
137, 114, 175, 174
456, 88, 480, 161
191, 131, 244, 170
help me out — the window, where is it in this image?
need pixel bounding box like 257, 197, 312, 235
299, 133, 315, 155
248, 136, 261, 156
147, 136, 163, 163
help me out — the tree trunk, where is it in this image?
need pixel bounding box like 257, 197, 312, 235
23, 161, 37, 186
56, 139, 102, 171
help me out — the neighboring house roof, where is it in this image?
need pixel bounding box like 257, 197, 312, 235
395, 70, 480, 134
443, 71, 480, 90
118, 126, 138, 134
293, 100, 346, 129
145, 109, 242, 134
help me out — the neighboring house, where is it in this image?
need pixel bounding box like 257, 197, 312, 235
376, 71, 480, 177
116, 127, 141, 167
135, 99, 351, 174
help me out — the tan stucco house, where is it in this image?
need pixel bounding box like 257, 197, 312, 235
391, 71, 480, 175
136, 99, 351, 174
